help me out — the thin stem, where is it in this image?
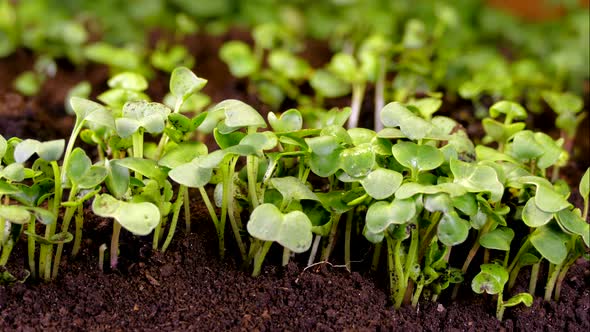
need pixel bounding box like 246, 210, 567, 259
110, 221, 122, 269
246, 154, 259, 209
72, 202, 84, 256
183, 187, 191, 233
374, 55, 386, 131
27, 215, 36, 279
225, 157, 247, 260
61, 122, 83, 183
252, 241, 273, 277
162, 185, 185, 252
320, 213, 342, 262
371, 242, 382, 272
347, 82, 366, 129
282, 248, 290, 267
544, 262, 562, 301
529, 262, 540, 295
554, 259, 576, 301
452, 220, 492, 299
98, 244, 107, 272
496, 293, 505, 321
0, 239, 14, 266
155, 98, 183, 159
412, 282, 424, 308
307, 234, 321, 267
344, 210, 353, 271
52, 185, 79, 279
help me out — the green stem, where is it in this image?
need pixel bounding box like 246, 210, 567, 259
0, 239, 14, 266
61, 122, 83, 183
554, 259, 576, 301
51, 185, 78, 279
452, 220, 492, 299
344, 210, 353, 271
412, 282, 424, 308
307, 234, 321, 266
246, 154, 259, 209
282, 247, 290, 267
27, 215, 36, 278
162, 185, 185, 252
252, 241, 273, 277
98, 244, 107, 272
418, 212, 442, 261
371, 242, 382, 272
155, 99, 183, 159
508, 264, 522, 290
529, 262, 540, 295
374, 55, 386, 131
496, 293, 505, 321
508, 238, 531, 273
110, 221, 122, 269
224, 157, 247, 260
320, 213, 342, 262
71, 204, 83, 257
184, 187, 191, 233
544, 262, 562, 301
347, 82, 366, 129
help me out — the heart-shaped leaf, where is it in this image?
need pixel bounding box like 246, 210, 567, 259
247, 203, 313, 253
360, 168, 403, 200
365, 198, 416, 233
437, 211, 470, 246
555, 208, 589, 246
392, 141, 444, 173
14, 139, 65, 162
170, 67, 207, 101
479, 227, 514, 251
580, 168, 589, 201
489, 101, 527, 121
268, 109, 303, 132
503, 293, 533, 308
212, 99, 266, 129
105, 159, 129, 199
471, 263, 508, 295
340, 144, 375, 178
0, 205, 31, 224
219, 41, 258, 78
530, 224, 569, 264
451, 159, 504, 202
521, 196, 553, 227
107, 72, 148, 91
270, 177, 318, 202
310, 69, 351, 98
168, 158, 213, 188
380, 102, 433, 140
92, 194, 160, 236
69, 97, 115, 129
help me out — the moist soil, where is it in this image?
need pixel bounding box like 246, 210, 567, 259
1, 30, 589, 331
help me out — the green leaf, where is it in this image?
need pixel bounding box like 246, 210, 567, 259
521, 196, 553, 227
365, 198, 416, 233
392, 141, 444, 173
240, 132, 278, 151
170, 66, 207, 101
424, 193, 453, 213
328, 53, 361, 83
360, 168, 403, 200
270, 177, 318, 202
502, 293, 533, 308
92, 194, 160, 236
247, 203, 313, 253
530, 224, 569, 264
471, 263, 508, 295
580, 168, 589, 202
268, 50, 311, 80
219, 41, 258, 78
380, 102, 433, 140
69, 97, 115, 129
107, 72, 148, 91
407, 98, 442, 119
0, 205, 30, 224
451, 159, 504, 202
437, 211, 470, 246
213, 99, 266, 129
158, 142, 208, 169
168, 158, 213, 188
489, 101, 527, 121
340, 144, 375, 178
479, 227, 514, 251
555, 209, 589, 246
482, 118, 525, 144
0, 135, 6, 160
0, 180, 19, 195
14, 139, 65, 162
268, 109, 303, 132
310, 69, 351, 98
0, 163, 24, 182
509, 131, 544, 162
105, 159, 129, 199
67, 148, 92, 184
306, 136, 343, 177
542, 91, 583, 114
117, 158, 168, 183
534, 184, 571, 213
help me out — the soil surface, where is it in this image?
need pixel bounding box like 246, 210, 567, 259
1, 29, 589, 331
1, 201, 589, 331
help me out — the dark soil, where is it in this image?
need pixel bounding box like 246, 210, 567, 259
1, 29, 589, 331
1, 199, 589, 331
